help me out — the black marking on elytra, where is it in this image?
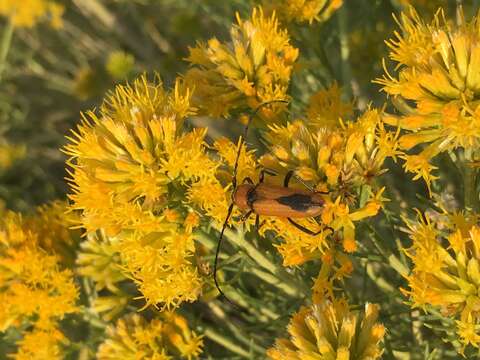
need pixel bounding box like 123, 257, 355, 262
246, 187, 258, 209
277, 193, 317, 211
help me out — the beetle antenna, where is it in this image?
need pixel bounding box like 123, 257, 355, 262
214, 98, 288, 310
213, 203, 247, 310
232, 99, 289, 187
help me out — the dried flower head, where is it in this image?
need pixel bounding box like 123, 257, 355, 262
97, 313, 203, 360
377, 7, 480, 189
185, 7, 297, 119
403, 210, 480, 349
267, 299, 385, 359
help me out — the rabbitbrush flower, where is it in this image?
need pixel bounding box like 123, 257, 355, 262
65, 75, 217, 309
403, 210, 480, 349
267, 298, 385, 359
377, 7, 480, 190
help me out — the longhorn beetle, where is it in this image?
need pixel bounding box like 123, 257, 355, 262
214, 100, 332, 308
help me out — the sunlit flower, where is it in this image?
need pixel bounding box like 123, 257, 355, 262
13, 326, 67, 360
264, 0, 343, 24
267, 298, 385, 359
403, 210, 480, 349
97, 313, 203, 360
76, 231, 126, 293
260, 108, 394, 255
376, 7, 480, 189
312, 249, 353, 302
0, 207, 78, 358
306, 82, 353, 129
65, 75, 212, 309
184, 7, 296, 119
0, 0, 64, 28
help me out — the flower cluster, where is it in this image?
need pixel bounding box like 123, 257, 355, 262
260, 105, 396, 257
0, 141, 25, 170
0, 205, 78, 359
263, 0, 343, 24
0, 0, 63, 28
403, 210, 480, 348
377, 7, 480, 190
65, 75, 216, 309
184, 7, 297, 119
267, 298, 385, 359
97, 313, 203, 359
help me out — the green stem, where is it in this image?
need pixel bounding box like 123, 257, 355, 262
0, 19, 14, 83
338, 5, 352, 96
203, 327, 251, 358
463, 149, 479, 212
222, 226, 308, 295
367, 224, 409, 277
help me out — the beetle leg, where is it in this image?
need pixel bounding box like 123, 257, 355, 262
259, 168, 277, 183
242, 177, 254, 185
284, 170, 294, 187
240, 210, 253, 222
287, 218, 330, 236
314, 217, 334, 233
255, 215, 260, 230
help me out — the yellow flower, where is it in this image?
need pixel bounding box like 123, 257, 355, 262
97, 313, 203, 360
0, 207, 78, 358
306, 82, 353, 129
76, 231, 126, 293
184, 7, 296, 119
263, 0, 343, 24
312, 249, 353, 303
267, 298, 385, 359
260, 109, 394, 255
376, 7, 480, 188
403, 210, 480, 349
65, 75, 216, 309
0, 0, 64, 28
13, 326, 67, 360
0, 141, 26, 170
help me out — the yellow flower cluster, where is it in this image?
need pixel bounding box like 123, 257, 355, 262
267, 298, 385, 359
0, 142, 25, 170
0, 205, 78, 359
403, 210, 480, 348
0, 0, 63, 28
97, 313, 203, 359
260, 105, 396, 256
377, 7, 480, 190
184, 7, 297, 119
264, 0, 343, 24
76, 231, 130, 321
65, 75, 216, 309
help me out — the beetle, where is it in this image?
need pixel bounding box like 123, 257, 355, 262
213, 100, 331, 309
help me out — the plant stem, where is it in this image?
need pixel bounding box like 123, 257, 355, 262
0, 19, 14, 83
223, 226, 309, 295
463, 148, 479, 212
338, 5, 352, 97
203, 327, 252, 358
